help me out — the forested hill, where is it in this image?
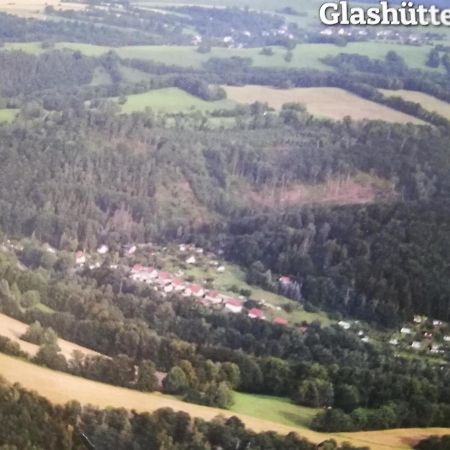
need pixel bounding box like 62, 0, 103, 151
0, 101, 449, 325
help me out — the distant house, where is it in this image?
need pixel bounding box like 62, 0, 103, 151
75, 251, 86, 265
186, 256, 197, 265
389, 339, 399, 346
433, 320, 443, 327
171, 278, 186, 293
444, 336, 450, 342
179, 244, 187, 252
97, 245, 109, 255
430, 344, 441, 354
411, 341, 422, 350
164, 284, 174, 294
185, 283, 205, 298
248, 308, 265, 320
225, 298, 243, 314
130, 266, 158, 283
338, 321, 351, 330
156, 272, 172, 287
217, 266, 226, 273
361, 336, 370, 343
204, 291, 223, 305
413, 315, 423, 324
400, 327, 412, 335
123, 244, 136, 255
273, 317, 288, 326
279, 276, 291, 285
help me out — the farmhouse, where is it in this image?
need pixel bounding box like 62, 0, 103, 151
224, 298, 243, 314
273, 317, 288, 326
338, 321, 351, 330
171, 278, 186, 293
186, 256, 197, 264
97, 245, 109, 255
204, 291, 223, 305
401, 327, 412, 335
185, 284, 205, 298
130, 266, 158, 283
156, 272, 172, 287
248, 308, 265, 320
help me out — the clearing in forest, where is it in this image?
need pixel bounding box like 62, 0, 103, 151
224, 85, 426, 124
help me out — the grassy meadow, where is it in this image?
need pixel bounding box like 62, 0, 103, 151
225, 86, 426, 124
1, 352, 449, 450
381, 89, 450, 120
118, 87, 235, 113
0, 109, 18, 123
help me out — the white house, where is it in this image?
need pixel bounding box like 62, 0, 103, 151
204, 291, 223, 305
338, 321, 351, 330
389, 339, 399, 346
225, 299, 243, 314
400, 327, 412, 335
97, 245, 109, 255
411, 341, 422, 350
75, 251, 86, 265
186, 256, 197, 265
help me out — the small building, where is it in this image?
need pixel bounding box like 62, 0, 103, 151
248, 308, 265, 320
217, 265, 225, 273
433, 320, 443, 327
224, 298, 243, 314
185, 283, 205, 298
389, 339, 399, 346
279, 276, 291, 285
338, 321, 351, 330
130, 266, 158, 283
273, 317, 288, 326
97, 245, 109, 255
204, 291, 223, 305
123, 244, 136, 255
361, 336, 370, 343
156, 272, 172, 287
444, 336, 450, 342
400, 327, 412, 335
75, 251, 86, 265
171, 278, 186, 293
411, 341, 422, 350
186, 256, 197, 265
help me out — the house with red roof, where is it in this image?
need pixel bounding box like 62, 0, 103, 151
184, 283, 205, 298
273, 317, 288, 326
248, 308, 265, 320
130, 266, 158, 283
171, 278, 186, 293
224, 298, 243, 314
75, 251, 86, 265
279, 276, 292, 285
204, 290, 223, 305
155, 272, 172, 287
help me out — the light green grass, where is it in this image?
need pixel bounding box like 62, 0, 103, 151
119, 65, 153, 84
118, 87, 235, 113
230, 392, 319, 429
90, 66, 113, 86
0, 109, 18, 123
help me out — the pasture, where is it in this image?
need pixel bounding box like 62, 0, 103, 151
0, 313, 101, 359
1, 41, 435, 72
1, 353, 449, 450
0, 109, 18, 123
225, 85, 426, 124
118, 87, 235, 113
381, 89, 450, 120
0, 0, 85, 17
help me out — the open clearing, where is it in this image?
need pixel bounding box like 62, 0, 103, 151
0, 0, 85, 17
118, 87, 235, 113
0, 109, 18, 123
0, 313, 101, 359
231, 393, 319, 429
0, 353, 449, 450
381, 89, 450, 120
225, 85, 425, 124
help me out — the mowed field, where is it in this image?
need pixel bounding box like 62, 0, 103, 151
0, 0, 85, 17
1, 353, 449, 450
0, 313, 101, 359
1, 41, 436, 72
118, 87, 235, 113
381, 89, 450, 120
225, 85, 426, 124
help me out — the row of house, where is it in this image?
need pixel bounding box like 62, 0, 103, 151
129, 264, 286, 325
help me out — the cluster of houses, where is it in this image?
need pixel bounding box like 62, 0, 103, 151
129, 264, 288, 326
395, 316, 450, 355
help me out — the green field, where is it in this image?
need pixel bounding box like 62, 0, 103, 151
2, 41, 436, 72
118, 88, 235, 113
0, 109, 18, 123
231, 392, 319, 429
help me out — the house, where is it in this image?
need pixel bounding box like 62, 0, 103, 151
279, 276, 291, 285
430, 344, 441, 354
361, 336, 370, 343
75, 251, 86, 265
156, 272, 172, 287
413, 315, 423, 324
130, 266, 158, 283
217, 266, 225, 273
186, 256, 197, 265
248, 308, 265, 320
225, 298, 243, 314
185, 283, 205, 298
433, 320, 443, 327
338, 321, 351, 330
204, 291, 223, 305
97, 245, 109, 255
400, 327, 412, 335
179, 244, 187, 252
123, 244, 136, 255
164, 284, 174, 294
411, 341, 422, 350
273, 317, 288, 326
389, 339, 399, 346
43, 243, 57, 254
444, 336, 450, 342
171, 278, 186, 293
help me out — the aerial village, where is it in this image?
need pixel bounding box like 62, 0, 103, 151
3, 238, 450, 359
